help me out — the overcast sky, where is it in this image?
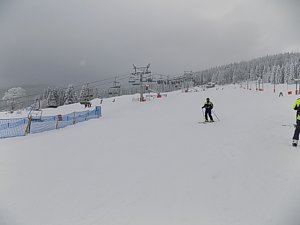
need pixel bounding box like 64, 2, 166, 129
0, 0, 300, 87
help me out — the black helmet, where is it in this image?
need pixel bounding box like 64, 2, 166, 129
206, 98, 210, 101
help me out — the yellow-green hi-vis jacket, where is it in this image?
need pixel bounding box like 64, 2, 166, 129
293, 98, 300, 120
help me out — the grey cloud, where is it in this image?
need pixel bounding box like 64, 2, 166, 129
0, 0, 300, 87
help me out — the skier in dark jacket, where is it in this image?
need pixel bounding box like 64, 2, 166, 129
292, 98, 300, 146
202, 98, 214, 122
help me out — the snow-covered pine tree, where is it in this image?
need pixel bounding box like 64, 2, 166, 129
47, 89, 59, 108
232, 69, 237, 84
290, 61, 296, 80
64, 84, 77, 105
218, 70, 226, 85
271, 65, 277, 84
2, 87, 26, 111
275, 65, 284, 84
249, 67, 256, 81
295, 61, 300, 79
93, 88, 99, 99
57, 88, 66, 106
255, 65, 261, 79
263, 65, 272, 83
211, 73, 218, 84
42, 87, 51, 100
79, 84, 92, 102
284, 62, 291, 84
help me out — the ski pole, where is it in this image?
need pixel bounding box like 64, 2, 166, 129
201, 107, 205, 120
212, 110, 220, 121
282, 124, 296, 127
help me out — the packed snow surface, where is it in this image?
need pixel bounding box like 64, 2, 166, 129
1, 84, 300, 225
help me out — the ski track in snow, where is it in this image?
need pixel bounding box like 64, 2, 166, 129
1, 84, 300, 225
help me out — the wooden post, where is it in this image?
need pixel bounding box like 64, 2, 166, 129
56, 115, 62, 129
24, 116, 32, 135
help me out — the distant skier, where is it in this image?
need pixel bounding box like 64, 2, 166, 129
292, 98, 300, 146
202, 98, 214, 122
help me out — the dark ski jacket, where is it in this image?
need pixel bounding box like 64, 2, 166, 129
202, 101, 213, 110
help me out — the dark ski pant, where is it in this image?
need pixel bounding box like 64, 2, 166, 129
293, 120, 300, 140
205, 109, 214, 121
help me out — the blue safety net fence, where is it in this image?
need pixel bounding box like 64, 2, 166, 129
0, 106, 101, 139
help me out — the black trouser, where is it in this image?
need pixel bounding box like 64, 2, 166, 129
293, 120, 300, 140
205, 109, 214, 121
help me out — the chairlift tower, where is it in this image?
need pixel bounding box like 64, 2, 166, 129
113, 77, 121, 88
183, 71, 193, 92
132, 64, 151, 101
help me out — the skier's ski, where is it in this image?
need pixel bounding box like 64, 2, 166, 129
282, 124, 296, 127
198, 121, 215, 124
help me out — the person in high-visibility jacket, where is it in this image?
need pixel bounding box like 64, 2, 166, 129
292, 98, 300, 146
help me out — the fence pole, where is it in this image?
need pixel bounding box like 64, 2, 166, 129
95, 106, 101, 117
73, 112, 76, 124
55, 116, 59, 129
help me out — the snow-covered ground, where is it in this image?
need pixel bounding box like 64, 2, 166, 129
1, 84, 300, 225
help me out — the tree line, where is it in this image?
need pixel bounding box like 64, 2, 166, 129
193, 52, 300, 85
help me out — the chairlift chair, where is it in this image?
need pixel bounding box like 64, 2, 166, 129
129, 75, 136, 83
131, 77, 140, 85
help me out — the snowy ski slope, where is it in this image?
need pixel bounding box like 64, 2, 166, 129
1, 84, 300, 225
